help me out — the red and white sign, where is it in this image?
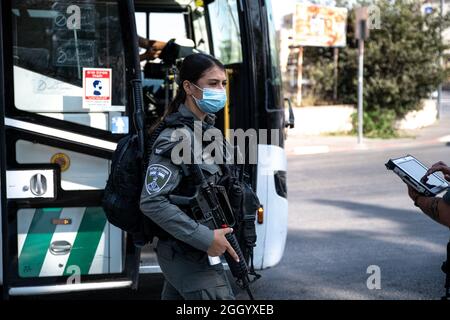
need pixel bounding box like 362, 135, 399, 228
83, 68, 112, 109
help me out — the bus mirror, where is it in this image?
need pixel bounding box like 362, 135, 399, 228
284, 98, 295, 129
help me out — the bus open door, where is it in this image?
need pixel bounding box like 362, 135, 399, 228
133, 0, 292, 271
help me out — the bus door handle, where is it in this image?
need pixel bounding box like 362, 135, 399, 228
30, 173, 47, 196
50, 241, 72, 256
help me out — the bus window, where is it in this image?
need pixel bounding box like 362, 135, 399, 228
149, 12, 187, 42
192, 5, 210, 53
136, 12, 148, 40
136, 11, 148, 56
263, 0, 283, 114
11, 0, 127, 131
207, 0, 242, 64
265, 0, 282, 88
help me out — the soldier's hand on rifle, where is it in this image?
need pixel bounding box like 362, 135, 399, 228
207, 228, 240, 262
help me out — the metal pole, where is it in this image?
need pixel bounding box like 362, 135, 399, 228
333, 47, 339, 101
438, 0, 444, 120
358, 39, 364, 144
296, 47, 303, 106
438, 85, 442, 120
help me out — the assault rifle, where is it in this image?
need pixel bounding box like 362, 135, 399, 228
169, 161, 255, 300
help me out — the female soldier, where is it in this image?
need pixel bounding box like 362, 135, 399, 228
140, 53, 240, 300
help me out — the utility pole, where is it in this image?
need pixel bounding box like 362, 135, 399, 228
357, 38, 364, 144
296, 46, 303, 107
355, 7, 370, 145
333, 47, 339, 101
437, 0, 444, 120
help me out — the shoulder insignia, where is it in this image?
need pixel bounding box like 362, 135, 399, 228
145, 164, 172, 195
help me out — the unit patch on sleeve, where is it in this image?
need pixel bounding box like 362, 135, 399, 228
145, 164, 172, 195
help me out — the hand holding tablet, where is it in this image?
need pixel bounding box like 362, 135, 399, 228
386, 155, 449, 197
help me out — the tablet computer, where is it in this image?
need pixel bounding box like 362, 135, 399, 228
385, 155, 449, 197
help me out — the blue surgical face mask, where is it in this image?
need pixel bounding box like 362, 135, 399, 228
190, 83, 227, 113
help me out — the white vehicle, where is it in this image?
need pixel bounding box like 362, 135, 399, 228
0, 0, 293, 298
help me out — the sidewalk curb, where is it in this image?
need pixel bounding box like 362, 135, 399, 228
287, 136, 450, 156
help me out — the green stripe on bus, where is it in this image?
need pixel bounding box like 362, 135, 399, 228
64, 207, 107, 276
19, 208, 62, 278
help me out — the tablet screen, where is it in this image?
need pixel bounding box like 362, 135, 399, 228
399, 159, 445, 189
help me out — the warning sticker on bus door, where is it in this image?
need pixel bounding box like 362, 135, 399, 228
83, 68, 112, 109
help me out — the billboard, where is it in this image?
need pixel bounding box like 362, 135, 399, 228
294, 4, 348, 47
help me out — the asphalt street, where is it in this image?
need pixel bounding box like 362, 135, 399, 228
237, 97, 450, 300
243, 142, 450, 300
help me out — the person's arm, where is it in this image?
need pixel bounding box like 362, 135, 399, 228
140, 132, 239, 260
138, 36, 147, 49
140, 134, 213, 251
138, 36, 166, 61
409, 186, 450, 227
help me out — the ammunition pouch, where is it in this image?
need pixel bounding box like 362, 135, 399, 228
217, 165, 261, 280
